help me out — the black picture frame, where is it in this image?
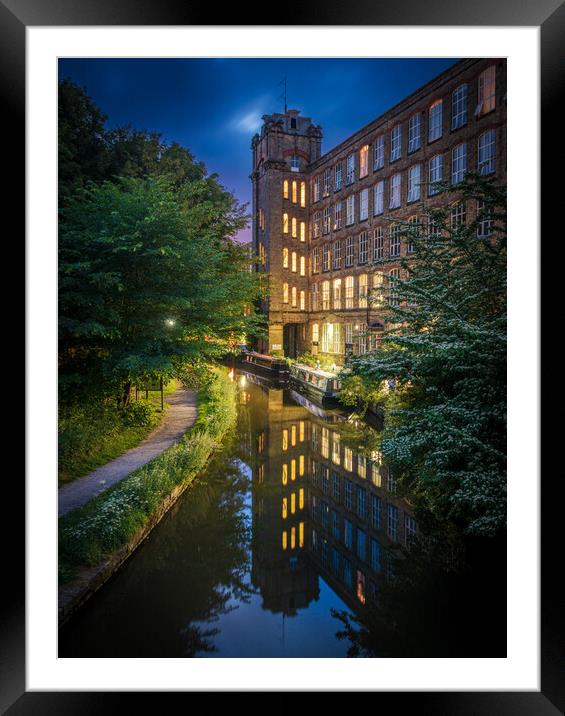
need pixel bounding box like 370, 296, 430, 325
7, 0, 561, 710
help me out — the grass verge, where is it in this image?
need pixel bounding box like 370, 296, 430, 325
58, 380, 178, 486
58, 368, 236, 584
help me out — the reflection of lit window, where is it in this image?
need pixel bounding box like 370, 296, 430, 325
258, 432, 264, 453
282, 463, 288, 485
299, 421, 305, 442
291, 493, 296, 514
332, 432, 341, 464
299, 488, 304, 510
291, 527, 296, 549
283, 213, 289, 233
282, 498, 288, 519
282, 429, 288, 450
356, 570, 366, 604
283, 180, 289, 199
321, 427, 330, 458
299, 522, 304, 547
282, 531, 287, 550
291, 459, 296, 481
344, 447, 353, 471
299, 455, 304, 476
291, 424, 296, 446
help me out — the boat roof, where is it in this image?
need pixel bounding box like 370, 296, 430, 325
292, 363, 340, 379
244, 351, 286, 362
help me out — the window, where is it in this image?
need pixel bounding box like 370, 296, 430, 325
344, 481, 353, 510
407, 164, 421, 202
429, 154, 443, 195
283, 213, 289, 233
373, 181, 384, 215
477, 199, 494, 237
282, 247, 289, 268
359, 188, 369, 221
291, 217, 297, 238
333, 240, 342, 269
323, 206, 331, 235
360, 144, 369, 178
477, 65, 496, 116
452, 143, 467, 184
357, 488, 367, 520
334, 201, 343, 230
300, 181, 306, 207
371, 538, 381, 571
371, 494, 381, 529
292, 180, 298, 203
346, 154, 355, 184
291, 286, 297, 307
283, 180, 289, 199
357, 530, 367, 563
312, 247, 320, 273
359, 274, 368, 308
258, 207, 265, 231
300, 290, 306, 311
333, 278, 342, 309
322, 244, 330, 272
373, 135, 384, 170
372, 271, 385, 306
405, 515, 417, 546
478, 129, 496, 175
389, 225, 401, 257
346, 194, 355, 225
312, 211, 321, 239
428, 99, 443, 142
322, 168, 331, 197
344, 518, 353, 547
359, 232, 368, 264
313, 176, 320, 202
311, 283, 319, 310
345, 236, 354, 267
300, 255, 306, 276
334, 162, 343, 191
428, 214, 441, 238
345, 276, 354, 308
290, 117, 297, 129
300, 221, 306, 242
390, 125, 402, 162
345, 323, 353, 348
358, 454, 367, 479
321, 322, 341, 354
387, 504, 399, 541
407, 215, 418, 254
312, 322, 319, 343
282, 282, 289, 303
389, 173, 401, 209
291, 154, 300, 170
291, 251, 297, 272
450, 202, 466, 228
389, 268, 401, 306
452, 84, 468, 129
322, 280, 331, 310
373, 227, 384, 261
408, 113, 421, 153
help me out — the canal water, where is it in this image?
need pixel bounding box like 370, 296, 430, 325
59, 369, 505, 658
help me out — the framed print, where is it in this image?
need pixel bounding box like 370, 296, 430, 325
6, 0, 561, 710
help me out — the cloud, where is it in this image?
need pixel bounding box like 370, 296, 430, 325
229, 110, 263, 134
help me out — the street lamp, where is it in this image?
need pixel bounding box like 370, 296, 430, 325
165, 319, 176, 327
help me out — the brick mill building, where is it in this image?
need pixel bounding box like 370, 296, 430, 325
251, 58, 506, 360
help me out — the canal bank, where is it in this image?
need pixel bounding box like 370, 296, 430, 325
58, 367, 237, 626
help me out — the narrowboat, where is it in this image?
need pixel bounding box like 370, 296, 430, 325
237, 351, 290, 383
289, 363, 343, 406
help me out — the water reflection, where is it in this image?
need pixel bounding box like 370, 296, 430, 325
59, 368, 504, 658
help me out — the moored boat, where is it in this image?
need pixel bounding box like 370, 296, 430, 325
289, 363, 343, 405
237, 351, 290, 383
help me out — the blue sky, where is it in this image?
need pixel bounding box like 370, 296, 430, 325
59, 57, 459, 242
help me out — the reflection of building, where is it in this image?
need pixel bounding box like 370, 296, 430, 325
243, 370, 416, 617
252, 59, 507, 358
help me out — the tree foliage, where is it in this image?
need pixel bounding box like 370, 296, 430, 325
344, 175, 506, 536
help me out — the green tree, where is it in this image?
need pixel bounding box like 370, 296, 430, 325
59, 175, 261, 403
343, 175, 506, 536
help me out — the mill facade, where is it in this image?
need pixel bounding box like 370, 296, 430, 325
251, 58, 506, 360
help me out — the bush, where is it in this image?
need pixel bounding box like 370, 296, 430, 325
120, 399, 160, 428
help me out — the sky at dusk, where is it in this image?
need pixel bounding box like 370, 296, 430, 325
59, 57, 459, 242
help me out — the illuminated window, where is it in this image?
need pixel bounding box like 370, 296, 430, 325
291, 217, 297, 238
408, 113, 421, 153
333, 278, 342, 309
407, 164, 421, 203
312, 247, 320, 274
292, 180, 297, 203
300, 181, 306, 207
282, 498, 288, 519
372, 271, 385, 307
312, 323, 319, 343
373, 135, 384, 170
299, 421, 305, 442
344, 447, 353, 472
299, 522, 305, 548
322, 244, 330, 272
332, 432, 341, 464
291, 492, 296, 514
429, 154, 443, 195
390, 125, 401, 162
358, 455, 367, 479
389, 173, 401, 209
282, 531, 288, 550
291, 251, 297, 272
452, 84, 468, 129
282, 247, 289, 268
373, 180, 384, 215
322, 280, 331, 310
478, 130, 496, 175
359, 274, 368, 308
283, 180, 289, 199
282, 463, 288, 485
291, 527, 296, 549
359, 144, 369, 178
477, 65, 496, 115
300, 221, 306, 242
345, 276, 354, 308
282, 429, 288, 450
371, 458, 381, 486
429, 99, 443, 142
291, 459, 296, 481
452, 143, 467, 184
360, 188, 369, 221
282, 282, 289, 304
321, 427, 330, 458
299, 454, 305, 476
283, 213, 289, 233
291, 286, 297, 307
311, 283, 319, 310
300, 290, 305, 311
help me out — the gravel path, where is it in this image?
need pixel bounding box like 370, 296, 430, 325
58, 388, 198, 517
